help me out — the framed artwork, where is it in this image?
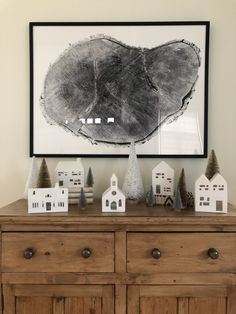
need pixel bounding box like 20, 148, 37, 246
30, 21, 209, 157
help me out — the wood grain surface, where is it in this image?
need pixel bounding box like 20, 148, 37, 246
1, 199, 236, 313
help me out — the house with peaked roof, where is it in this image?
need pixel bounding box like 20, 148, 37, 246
55, 158, 84, 191
102, 174, 126, 212
195, 173, 227, 213
28, 183, 68, 213
152, 161, 174, 205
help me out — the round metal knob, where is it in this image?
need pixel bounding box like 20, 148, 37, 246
151, 248, 161, 259
208, 248, 219, 260
81, 248, 92, 258
23, 248, 35, 259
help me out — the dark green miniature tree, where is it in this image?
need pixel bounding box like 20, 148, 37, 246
177, 168, 187, 208
146, 186, 155, 207
174, 188, 183, 211
86, 167, 94, 187
205, 149, 220, 180
78, 187, 87, 210
37, 158, 52, 188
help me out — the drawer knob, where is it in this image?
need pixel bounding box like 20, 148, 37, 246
23, 248, 35, 259
151, 248, 161, 259
208, 248, 219, 260
81, 248, 92, 258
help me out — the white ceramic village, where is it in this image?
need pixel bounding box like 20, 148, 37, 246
26, 148, 228, 214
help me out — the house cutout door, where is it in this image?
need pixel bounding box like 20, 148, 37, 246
216, 200, 223, 211
111, 201, 117, 210
46, 202, 51, 211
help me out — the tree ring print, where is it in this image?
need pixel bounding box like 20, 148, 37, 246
41, 35, 200, 146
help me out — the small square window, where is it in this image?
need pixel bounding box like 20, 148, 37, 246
95, 118, 101, 124
87, 118, 93, 124
107, 117, 114, 123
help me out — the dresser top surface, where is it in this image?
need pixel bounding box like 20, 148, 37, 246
0, 199, 236, 225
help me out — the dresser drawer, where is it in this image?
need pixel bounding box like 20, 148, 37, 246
127, 233, 236, 273
2, 232, 114, 273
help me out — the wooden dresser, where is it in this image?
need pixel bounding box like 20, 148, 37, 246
1, 199, 236, 314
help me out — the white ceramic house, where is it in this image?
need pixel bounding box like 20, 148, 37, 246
195, 173, 227, 213
28, 184, 68, 213
102, 174, 126, 212
55, 158, 84, 191
152, 161, 174, 205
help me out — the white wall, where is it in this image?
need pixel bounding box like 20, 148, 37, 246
1, 0, 236, 207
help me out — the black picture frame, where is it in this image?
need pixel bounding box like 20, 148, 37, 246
30, 21, 209, 158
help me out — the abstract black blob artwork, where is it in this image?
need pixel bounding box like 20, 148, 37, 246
30, 22, 209, 157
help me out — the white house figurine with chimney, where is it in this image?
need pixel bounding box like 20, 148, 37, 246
28, 183, 68, 213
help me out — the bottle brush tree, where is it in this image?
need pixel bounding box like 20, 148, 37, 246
23, 157, 39, 198
86, 167, 94, 187
122, 141, 144, 202
146, 186, 155, 207
205, 149, 220, 180
177, 168, 188, 208
78, 187, 87, 210
174, 188, 183, 211
37, 158, 52, 188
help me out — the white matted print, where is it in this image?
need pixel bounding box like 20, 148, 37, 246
30, 22, 209, 157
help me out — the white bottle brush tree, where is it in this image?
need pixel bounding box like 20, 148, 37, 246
23, 157, 39, 199
122, 141, 144, 202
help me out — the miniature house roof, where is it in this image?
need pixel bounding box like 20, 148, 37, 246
102, 174, 125, 198
211, 173, 227, 186
152, 161, 174, 173
29, 186, 68, 198
196, 173, 227, 186
55, 158, 84, 172
195, 174, 210, 185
